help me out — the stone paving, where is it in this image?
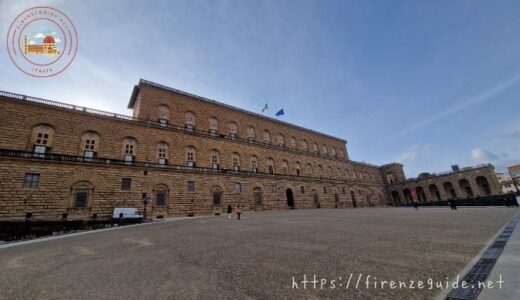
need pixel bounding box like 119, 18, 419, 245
0, 207, 518, 300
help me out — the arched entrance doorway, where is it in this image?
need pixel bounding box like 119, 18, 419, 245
476, 176, 492, 196
351, 191, 357, 207
429, 184, 441, 201
416, 186, 427, 202
253, 187, 263, 210
391, 191, 401, 206
403, 189, 412, 203
286, 188, 295, 209
212, 187, 222, 206
312, 190, 320, 208
443, 182, 457, 199
334, 193, 340, 208
459, 179, 474, 198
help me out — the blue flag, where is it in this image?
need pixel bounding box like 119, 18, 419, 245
275, 108, 284, 116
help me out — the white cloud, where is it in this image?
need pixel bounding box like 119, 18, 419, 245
397, 145, 429, 163
470, 148, 498, 163
34, 32, 45, 39
55, 38, 61, 43
470, 148, 518, 172
28, 40, 36, 44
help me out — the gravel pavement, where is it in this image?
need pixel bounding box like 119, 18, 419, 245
0, 207, 517, 300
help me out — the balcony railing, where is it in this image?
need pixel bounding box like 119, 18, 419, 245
0, 90, 348, 163
0, 148, 364, 183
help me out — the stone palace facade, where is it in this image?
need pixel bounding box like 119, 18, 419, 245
0, 80, 502, 221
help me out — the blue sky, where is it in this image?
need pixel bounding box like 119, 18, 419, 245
1, 0, 519, 177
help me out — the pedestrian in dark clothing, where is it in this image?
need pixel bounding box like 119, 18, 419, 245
505, 196, 512, 207
227, 204, 232, 219
412, 200, 419, 210
513, 196, 519, 207
236, 204, 241, 220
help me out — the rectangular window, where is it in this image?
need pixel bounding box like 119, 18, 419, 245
324, 187, 327, 194
33, 145, 47, 155
187, 181, 195, 192
156, 191, 166, 206
74, 191, 88, 208
301, 186, 305, 193
159, 118, 168, 126
124, 154, 134, 165
158, 158, 167, 165
121, 178, 132, 190
84, 150, 95, 159
23, 173, 40, 188
235, 183, 241, 193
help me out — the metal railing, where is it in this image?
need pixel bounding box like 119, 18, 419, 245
0, 148, 363, 183
393, 193, 515, 207
0, 90, 350, 164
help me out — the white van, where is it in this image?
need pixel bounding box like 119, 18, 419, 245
112, 208, 143, 219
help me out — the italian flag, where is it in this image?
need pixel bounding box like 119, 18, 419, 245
262, 103, 269, 113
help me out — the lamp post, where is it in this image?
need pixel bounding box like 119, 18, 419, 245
142, 193, 149, 221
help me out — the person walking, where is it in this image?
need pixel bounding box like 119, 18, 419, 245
236, 204, 241, 220
227, 204, 232, 219
412, 200, 419, 210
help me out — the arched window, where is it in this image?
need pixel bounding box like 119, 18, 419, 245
122, 137, 137, 164
247, 126, 255, 142
345, 169, 351, 180
157, 142, 169, 165
290, 137, 297, 150
185, 111, 195, 131
251, 156, 258, 173
295, 162, 302, 176
210, 149, 220, 170
277, 134, 285, 147
328, 166, 333, 178
209, 117, 218, 135
80, 131, 100, 158
232, 153, 240, 171
154, 184, 168, 207
263, 130, 271, 144
301, 140, 309, 152
282, 160, 289, 175
31, 124, 55, 154
267, 158, 275, 174
312, 142, 319, 153
306, 163, 314, 177
318, 165, 324, 178
71, 181, 93, 208
186, 146, 196, 167
338, 149, 344, 158
158, 104, 170, 125
331, 147, 337, 157
337, 168, 342, 179
229, 122, 238, 139
386, 173, 396, 184
322, 145, 328, 156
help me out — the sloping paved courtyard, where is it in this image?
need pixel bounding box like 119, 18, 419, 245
0, 207, 518, 300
